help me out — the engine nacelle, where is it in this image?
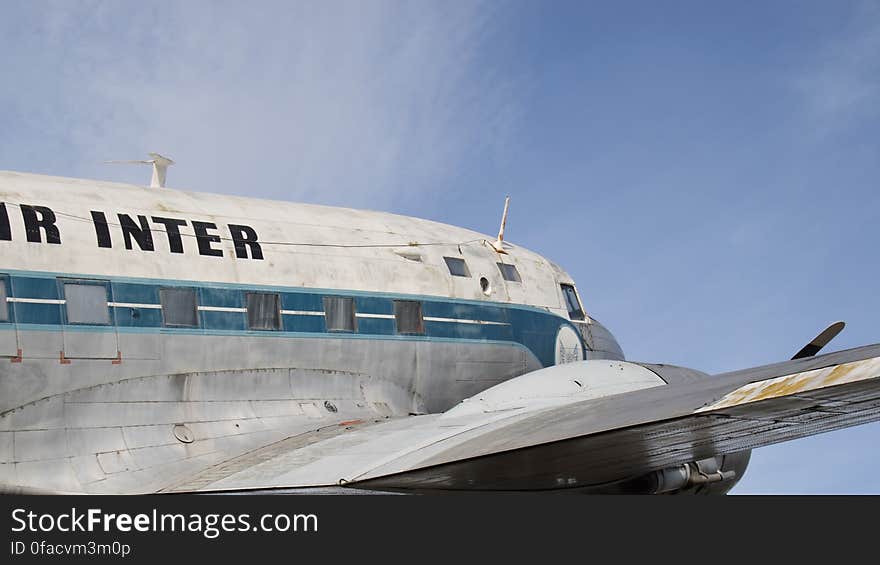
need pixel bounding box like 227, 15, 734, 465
444, 359, 751, 494
651, 451, 751, 494
597, 451, 751, 495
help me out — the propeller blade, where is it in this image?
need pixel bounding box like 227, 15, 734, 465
792, 321, 846, 360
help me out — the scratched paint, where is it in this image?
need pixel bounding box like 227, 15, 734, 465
695, 357, 880, 413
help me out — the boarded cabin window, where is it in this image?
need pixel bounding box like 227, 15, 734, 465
497, 263, 522, 283
443, 257, 470, 277
246, 292, 281, 330
394, 300, 424, 335
0, 280, 8, 322
560, 284, 585, 321
324, 296, 356, 332
160, 288, 199, 327
64, 282, 111, 325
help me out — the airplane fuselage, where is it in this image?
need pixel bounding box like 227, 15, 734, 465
0, 171, 622, 493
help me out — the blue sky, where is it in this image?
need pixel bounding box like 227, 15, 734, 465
1, 1, 878, 493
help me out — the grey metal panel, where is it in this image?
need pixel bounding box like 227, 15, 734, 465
415, 344, 880, 466
351, 345, 880, 491
6, 330, 529, 416
8, 302, 876, 495
117, 332, 160, 360
170, 345, 880, 493
355, 378, 880, 492
14, 459, 78, 492
0, 432, 12, 463
63, 330, 118, 359
13, 429, 67, 462
638, 363, 709, 385
0, 330, 532, 493
16, 328, 62, 359
0, 327, 17, 357
69, 454, 108, 485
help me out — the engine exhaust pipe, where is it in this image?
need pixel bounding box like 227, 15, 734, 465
653, 457, 738, 493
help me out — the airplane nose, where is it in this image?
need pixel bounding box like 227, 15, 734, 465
579, 318, 625, 360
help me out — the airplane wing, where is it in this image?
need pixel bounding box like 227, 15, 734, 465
163, 343, 880, 493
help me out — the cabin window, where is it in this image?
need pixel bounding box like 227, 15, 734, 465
246, 292, 281, 330
324, 296, 356, 332
394, 300, 424, 335
0, 279, 8, 322
497, 263, 522, 283
160, 288, 199, 327
443, 257, 471, 277
64, 282, 111, 325
560, 284, 585, 321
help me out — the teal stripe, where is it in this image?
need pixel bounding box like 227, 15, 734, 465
0, 267, 556, 314
0, 268, 582, 366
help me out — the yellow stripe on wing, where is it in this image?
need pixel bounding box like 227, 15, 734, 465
695, 357, 880, 413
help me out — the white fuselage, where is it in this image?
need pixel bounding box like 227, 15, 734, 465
0, 171, 618, 493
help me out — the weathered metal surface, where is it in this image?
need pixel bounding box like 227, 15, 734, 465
0, 169, 876, 494
576, 318, 625, 361
127, 346, 880, 493
695, 357, 880, 412
0, 171, 570, 308
0, 335, 532, 493
349, 347, 880, 492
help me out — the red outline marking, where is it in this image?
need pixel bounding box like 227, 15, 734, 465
10, 349, 22, 363
59, 351, 71, 365
111, 351, 122, 365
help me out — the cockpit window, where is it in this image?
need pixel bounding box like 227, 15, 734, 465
560, 284, 585, 321
497, 263, 522, 283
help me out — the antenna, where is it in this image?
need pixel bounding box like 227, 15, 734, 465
105, 153, 175, 188
491, 195, 510, 254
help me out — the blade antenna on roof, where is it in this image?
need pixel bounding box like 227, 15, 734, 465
105, 153, 174, 188
491, 195, 511, 254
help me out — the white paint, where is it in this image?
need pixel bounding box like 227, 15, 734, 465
0, 171, 577, 313
281, 310, 324, 316
555, 325, 583, 365
109, 302, 163, 309
6, 298, 66, 305
423, 316, 508, 326
444, 360, 665, 417
0, 169, 594, 495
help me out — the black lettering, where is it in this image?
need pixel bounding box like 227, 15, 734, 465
0, 203, 10, 241
228, 224, 263, 260
118, 214, 154, 251
151, 217, 187, 254
20, 205, 61, 244
90, 211, 112, 248
192, 221, 223, 257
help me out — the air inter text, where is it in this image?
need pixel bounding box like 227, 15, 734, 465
0, 203, 264, 260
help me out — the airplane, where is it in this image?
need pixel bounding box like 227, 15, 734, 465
0, 158, 878, 495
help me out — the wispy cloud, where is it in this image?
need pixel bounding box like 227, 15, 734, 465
1, 0, 522, 209
794, 2, 880, 136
